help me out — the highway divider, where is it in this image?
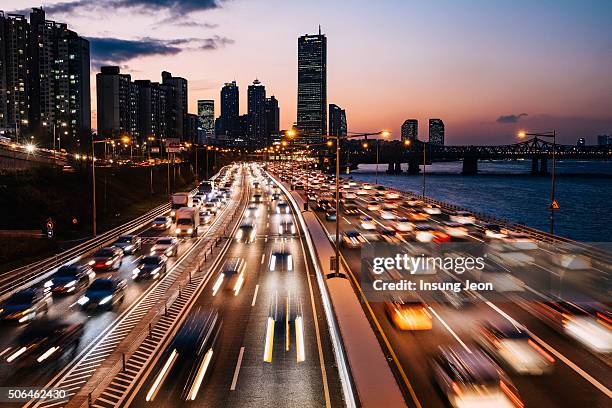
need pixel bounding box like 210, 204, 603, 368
267, 170, 408, 408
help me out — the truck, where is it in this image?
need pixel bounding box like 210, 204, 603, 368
198, 180, 214, 194
175, 207, 199, 237
170, 192, 192, 218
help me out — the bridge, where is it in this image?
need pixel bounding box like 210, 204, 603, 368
340, 136, 611, 175
0, 141, 69, 170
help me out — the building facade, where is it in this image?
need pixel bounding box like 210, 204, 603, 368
428, 118, 445, 145
401, 119, 418, 142
329, 104, 347, 137
219, 81, 239, 138
264, 96, 280, 145
247, 79, 266, 147
297, 29, 327, 144
197, 99, 214, 144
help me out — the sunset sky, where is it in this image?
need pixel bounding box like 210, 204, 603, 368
5, 0, 612, 144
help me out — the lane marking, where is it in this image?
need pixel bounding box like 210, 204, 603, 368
230, 347, 245, 391
427, 306, 472, 353
251, 285, 259, 307
261, 253, 265, 264
484, 300, 612, 398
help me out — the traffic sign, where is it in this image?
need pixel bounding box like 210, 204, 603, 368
165, 138, 181, 153
46, 217, 54, 239
549, 200, 560, 210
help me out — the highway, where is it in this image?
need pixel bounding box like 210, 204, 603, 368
273, 163, 612, 408
127, 164, 343, 407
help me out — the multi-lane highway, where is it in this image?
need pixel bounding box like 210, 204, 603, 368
271, 162, 611, 408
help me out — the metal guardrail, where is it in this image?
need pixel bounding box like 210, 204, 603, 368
0, 167, 229, 301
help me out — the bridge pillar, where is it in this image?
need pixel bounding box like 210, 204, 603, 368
407, 157, 420, 174
539, 158, 548, 175
462, 157, 478, 175
531, 158, 539, 175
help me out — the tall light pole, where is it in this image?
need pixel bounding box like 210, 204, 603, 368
518, 130, 557, 235
422, 140, 427, 198
91, 138, 112, 237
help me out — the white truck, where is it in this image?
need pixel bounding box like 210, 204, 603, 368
170, 192, 192, 218
175, 207, 199, 237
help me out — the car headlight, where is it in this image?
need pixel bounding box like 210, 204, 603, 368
44, 280, 53, 288
132, 267, 141, 274
124, 245, 133, 251
175, 228, 181, 234
236, 230, 243, 240
105, 260, 113, 266
65, 280, 77, 288
170, 210, 176, 217
99, 295, 113, 305
187, 228, 193, 234
88, 260, 95, 266
77, 296, 89, 305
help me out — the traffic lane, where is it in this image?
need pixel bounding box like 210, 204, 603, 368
0, 220, 215, 389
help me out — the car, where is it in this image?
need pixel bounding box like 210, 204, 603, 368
342, 230, 366, 248
406, 211, 429, 221
212, 258, 247, 296
199, 211, 213, 225
402, 198, 423, 208
78, 278, 126, 311
245, 203, 260, 218
152, 216, 172, 230
4, 319, 83, 365
112, 235, 142, 254
476, 322, 555, 375
192, 197, 202, 207
201, 202, 218, 215
269, 251, 293, 271
151, 237, 179, 257
414, 224, 451, 243
342, 204, 359, 215
423, 204, 442, 215
431, 346, 523, 408
144, 308, 221, 402
380, 210, 396, 220
252, 193, 263, 203
272, 192, 281, 201
325, 210, 337, 221
236, 221, 257, 243
132, 255, 168, 280
378, 227, 402, 244
483, 223, 509, 239
366, 201, 381, 211
0, 288, 50, 323
385, 300, 432, 330
393, 217, 413, 232
382, 201, 399, 210
278, 219, 296, 235
443, 221, 469, 238
276, 201, 290, 214
45, 264, 94, 295
450, 210, 476, 225
89, 247, 124, 271
359, 216, 376, 231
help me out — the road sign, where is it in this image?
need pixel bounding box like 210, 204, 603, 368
46, 217, 54, 239
165, 138, 181, 153
150, 147, 160, 153
549, 200, 560, 210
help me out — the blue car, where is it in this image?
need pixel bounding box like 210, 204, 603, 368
78, 278, 126, 311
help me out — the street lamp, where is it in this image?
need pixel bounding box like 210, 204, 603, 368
91, 138, 114, 237
518, 130, 558, 235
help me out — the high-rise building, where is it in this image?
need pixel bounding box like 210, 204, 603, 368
401, 119, 418, 142
247, 79, 266, 147
329, 104, 347, 137
219, 81, 239, 137
185, 113, 198, 143
96, 66, 137, 139
597, 134, 611, 146
429, 119, 445, 145
0, 8, 90, 149
162, 71, 187, 141
264, 95, 280, 145
297, 28, 327, 144
197, 100, 214, 144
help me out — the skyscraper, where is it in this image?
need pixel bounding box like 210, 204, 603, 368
264, 96, 280, 145
401, 119, 418, 142
297, 28, 327, 143
162, 71, 188, 141
96, 66, 137, 139
247, 79, 266, 147
197, 100, 214, 144
329, 104, 347, 136
429, 119, 445, 145
219, 81, 239, 137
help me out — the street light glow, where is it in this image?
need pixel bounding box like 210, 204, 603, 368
517, 131, 527, 138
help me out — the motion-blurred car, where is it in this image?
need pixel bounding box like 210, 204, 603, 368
278, 219, 296, 235
151, 237, 179, 257
393, 217, 413, 232
325, 210, 337, 221
476, 322, 555, 375
212, 258, 246, 296
152, 216, 172, 230
378, 227, 402, 244
199, 211, 213, 225
0, 288, 50, 323
236, 221, 257, 243
342, 204, 359, 215
443, 221, 469, 238
132, 255, 168, 280
380, 210, 396, 220
276, 200, 290, 214
342, 230, 366, 249
78, 278, 126, 311
359, 216, 376, 231
245, 203, 260, 218
482, 223, 508, 239
423, 204, 442, 215
366, 201, 381, 211
112, 234, 142, 254
431, 346, 523, 408
414, 225, 451, 243
385, 300, 432, 330
89, 247, 124, 271
450, 210, 476, 225
4, 319, 83, 365
201, 202, 218, 215
269, 251, 293, 271
144, 308, 221, 402
45, 264, 94, 295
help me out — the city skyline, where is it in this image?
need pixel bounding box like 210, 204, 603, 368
3, 0, 612, 144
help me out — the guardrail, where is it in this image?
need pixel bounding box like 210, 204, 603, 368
0, 167, 229, 301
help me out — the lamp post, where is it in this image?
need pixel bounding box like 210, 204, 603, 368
518, 130, 557, 235
422, 140, 427, 198
91, 138, 113, 237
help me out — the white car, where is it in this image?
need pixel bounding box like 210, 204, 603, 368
366, 201, 381, 211
443, 222, 468, 237
393, 217, 413, 232
450, 211, 476, 225
150, 237, 178, 257
423, 205, 442, 215
380, 211, 396, 220
359, 216, 376, 231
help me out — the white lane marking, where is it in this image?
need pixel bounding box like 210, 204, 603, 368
261, 253, 265, 264
230, 347, 245, 391
251, 285, 259, 307
342, 216, 352, 225
484, 300, 612, 398
427, 306, 472, 353
467, 234, 485, 243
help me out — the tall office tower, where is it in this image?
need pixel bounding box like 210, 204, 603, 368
161, 71, 188, 141
297, 28, 327, 144
597, 135, 611, 146
428, 118, 445, 145
247, 79, 266, 147
264, 95, 280, 145
401, 119, 418, 142
220, 81, 239, 137
185, 113, 198, 143
197, 100, 215, 144
96, 66, 136, 139
328, 104, 347, 136
67, 32, 91, 146
1, 13, 30, 141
